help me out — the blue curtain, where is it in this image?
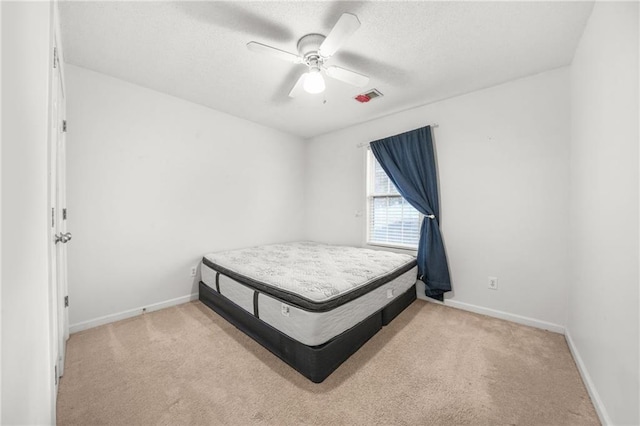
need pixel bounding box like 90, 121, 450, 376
370, 126, 451, 301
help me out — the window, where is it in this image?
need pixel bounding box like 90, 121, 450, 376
366, 149, 421, 249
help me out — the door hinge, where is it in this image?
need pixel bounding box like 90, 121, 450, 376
53, 47, 58, 69
62, 120, 67, 133
64, 296, 69, 308
63, 208, 67, 220
54, 365, 58, 385
51, 208, 55, 228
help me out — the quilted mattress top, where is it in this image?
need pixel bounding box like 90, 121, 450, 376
202, 241, 416, 310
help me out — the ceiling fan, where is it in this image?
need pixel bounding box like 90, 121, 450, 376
247, 13, 370, 98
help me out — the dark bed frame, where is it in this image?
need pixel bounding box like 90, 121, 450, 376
199, 280, 417, 383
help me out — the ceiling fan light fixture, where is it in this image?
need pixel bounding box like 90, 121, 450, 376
303, 69, 325, 94
247, 13, 368, 98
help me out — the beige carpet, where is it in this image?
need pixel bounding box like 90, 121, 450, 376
57, 300, 598, 425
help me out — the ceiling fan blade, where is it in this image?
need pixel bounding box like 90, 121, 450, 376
325, 66, 369, 87
319, 13, 361, 58
247, 42, 303, 64
288, 73, 307, 98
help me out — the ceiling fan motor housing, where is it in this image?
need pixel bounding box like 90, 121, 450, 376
297, 33, 327, 63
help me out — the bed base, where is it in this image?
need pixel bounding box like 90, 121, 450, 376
199, 281, 416, 383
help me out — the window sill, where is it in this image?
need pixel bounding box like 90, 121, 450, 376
365, 242, 418, 255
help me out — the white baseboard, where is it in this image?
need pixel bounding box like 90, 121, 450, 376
419, 293, 565, 334
69, 292, 199, 334
565, 330, 611, 426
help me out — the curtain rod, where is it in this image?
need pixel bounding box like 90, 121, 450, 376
356, 123, 439, 148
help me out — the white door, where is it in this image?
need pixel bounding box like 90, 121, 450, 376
55, 52, 70, 376
48, 42, 60, 396
48, 36, 70, 392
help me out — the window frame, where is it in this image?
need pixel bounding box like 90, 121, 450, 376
364, 148, 421, 252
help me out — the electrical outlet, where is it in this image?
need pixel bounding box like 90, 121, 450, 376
488, 276, 498, 290
190, 266, 197, 277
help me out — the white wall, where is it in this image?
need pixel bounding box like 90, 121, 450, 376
0, 1, 3, 419
305, 68, 571, 329
0, 0, 3, 420
65, 65, 306, 329
567, 3, 639, 425
1, 1, 55, 424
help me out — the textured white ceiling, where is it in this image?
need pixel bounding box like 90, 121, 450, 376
59, 1, 593, 138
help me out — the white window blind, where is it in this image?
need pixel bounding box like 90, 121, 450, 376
366, 149, 421, 249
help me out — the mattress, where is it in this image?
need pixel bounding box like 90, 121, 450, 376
201, 241, 417, 346
199, 281, 417, 383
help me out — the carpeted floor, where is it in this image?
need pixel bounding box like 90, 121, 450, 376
57, 300, 599, 425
